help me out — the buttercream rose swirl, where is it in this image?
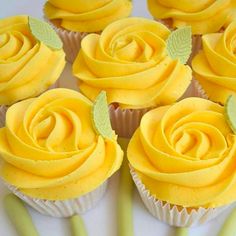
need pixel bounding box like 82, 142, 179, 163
73, 17, 192, 109
193, 21, 236, 104
44, 0, 132, 32
128, 97, 236, 207
0, 89, 123, 200
148, 0, 234, 34
0, 15, 65, 105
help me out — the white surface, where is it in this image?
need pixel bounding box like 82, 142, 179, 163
0, 1, 234, 236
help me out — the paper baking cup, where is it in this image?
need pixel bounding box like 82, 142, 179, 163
187, 35, 202, 66
109, 106, 151, 138
43, 15, 88, 64
130, 167, 230, 227
53, 27, 88, 63
0, 105, 7, 128
0, 81, 59, 128
192, 79, 209, 99
6, 181, 108, 218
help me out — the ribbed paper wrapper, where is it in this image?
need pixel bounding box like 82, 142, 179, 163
130, 167, 230, 227
0, 105, 7, 128
192, 79, 209, 99
52, 27, 88, 63
0, 81, 59, 128
43, 15, 88, 64
109, 106, 151, 138
5, 181, 108, 218
108, 80, 194, 139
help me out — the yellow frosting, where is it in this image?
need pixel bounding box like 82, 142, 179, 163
0, 88, 123, 200
44, 0, 132, 32
73, 17, 192, 109
128, 97, 236, 208
147, 0, 236, 35
0, 15, 65, 106
192, 21, 236, 105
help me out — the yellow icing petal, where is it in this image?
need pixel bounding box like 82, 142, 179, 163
44, 0, 132, 32
73, 17, 192, 109
0, 15, 65, 105
148, 0, 233, 34
192, 21, 236, 104
48, 0, 111, 13
0, 89, 123, 200
128, 97, 236, 207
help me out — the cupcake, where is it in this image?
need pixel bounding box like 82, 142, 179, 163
147, 0, 236, 63
0, 88, 123, 217
73, 17, 192, 138
128, 97, 236, 227
43, 0, 133, 63
0, 15, 65, 128
192, 21, 236, 104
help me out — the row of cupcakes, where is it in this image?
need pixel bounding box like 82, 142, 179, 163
43, 0, 236, 65
2, 13, 236, 137
1, 87, 236, 228
1, 2, 236, 231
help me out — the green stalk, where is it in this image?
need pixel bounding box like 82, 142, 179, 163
118, 138, 134, 236
175, 227, 188, 236
69, 215, 87, 236
218, 207, 236, 236
4, 194, 39, 236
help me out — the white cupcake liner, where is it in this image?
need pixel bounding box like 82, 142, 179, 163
0, 81, 59, 128
109, 105, 151, 138
108, 80, 195, 139
43, 16, 88, 64
5, 180, 108, 218
53, 27, 88, 63
192, 79, 209, 99
130, 167, 230, 227
0, 105, 8, 128
188, 35, 202, 65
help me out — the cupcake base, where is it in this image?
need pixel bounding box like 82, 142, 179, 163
0, 105, 7, 128
52, 27, 88, 63
192, 79, 209, 99
43, 16, 88, 64
130, 167, 230, 227
6, 181, 108, 218
109, 105, 151, 138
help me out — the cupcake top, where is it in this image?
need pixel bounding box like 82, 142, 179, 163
147, 0, 236, 35
73, 17, 192, 109
0, 15, 65, 106
128, 97, 236, 208
0, 88, 123, 200
44, 0, 133, 32
192, 21, 236, 105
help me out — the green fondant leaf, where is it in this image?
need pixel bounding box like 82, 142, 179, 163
225, 95, 236, 134
92, 91, 113, 139
28, 16, 62, 50
166, 26, 192, 64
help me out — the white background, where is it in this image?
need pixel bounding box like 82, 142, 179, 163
0, 1, 234, 236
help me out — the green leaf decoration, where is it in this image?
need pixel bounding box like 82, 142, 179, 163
225, 95, 236, 134
92, 91, 113, 139
28, 16, 62, 50
166, 26, 192, 64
